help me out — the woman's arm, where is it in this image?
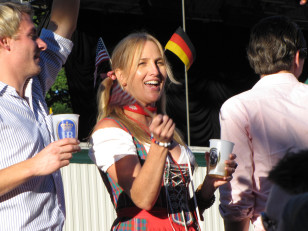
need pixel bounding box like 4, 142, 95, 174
100, 114, 176, 210
196, 153, 237, 214
107, 144, 169, 210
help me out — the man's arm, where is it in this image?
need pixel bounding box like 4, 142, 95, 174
39, 0, 80, 93
219, 99, 254, 231
0, 138, 80, 197
47, 0, 80, 40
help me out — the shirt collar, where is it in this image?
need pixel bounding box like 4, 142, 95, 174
0, 79, 33, 98
0, 81, 18, 97
253, 73, 299, 89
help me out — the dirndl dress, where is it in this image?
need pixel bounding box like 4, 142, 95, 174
99, 118, 200, 231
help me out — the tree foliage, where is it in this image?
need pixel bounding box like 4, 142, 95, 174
45, 68, 73, 114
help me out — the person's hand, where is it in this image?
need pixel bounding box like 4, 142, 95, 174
32, 138, 80, 176
300, 0, 307, 5
149, 114, 175, 144
205, 153, 237, 188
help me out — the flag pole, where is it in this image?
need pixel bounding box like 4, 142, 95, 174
100, 38, 112, 66
181, 0, 191, 146
181, 9, 204, 231
182, 6, 203, 230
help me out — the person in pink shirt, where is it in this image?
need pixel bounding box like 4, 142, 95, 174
218, 15, 308, 231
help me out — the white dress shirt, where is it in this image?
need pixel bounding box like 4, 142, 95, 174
219, 73, 308, 231
0, 29, 73, 231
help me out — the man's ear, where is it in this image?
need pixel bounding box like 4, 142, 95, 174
293, 50, 304, 78
294, 50, 301, 68
0, 37, 11, 51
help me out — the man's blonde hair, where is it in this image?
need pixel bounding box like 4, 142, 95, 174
0, 1, 33, 39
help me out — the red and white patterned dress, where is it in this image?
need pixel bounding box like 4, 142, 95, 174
89, 118, 201, 230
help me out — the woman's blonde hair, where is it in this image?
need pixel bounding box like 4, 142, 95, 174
95, 32, 185, 145
0, 1, 33, 39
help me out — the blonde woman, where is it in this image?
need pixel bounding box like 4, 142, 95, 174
89, 32, 237, 230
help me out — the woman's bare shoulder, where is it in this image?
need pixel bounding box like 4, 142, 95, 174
93, 118, 122, 133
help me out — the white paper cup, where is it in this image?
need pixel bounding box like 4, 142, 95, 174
52, 114, 79, 140
207, 139, 234, 178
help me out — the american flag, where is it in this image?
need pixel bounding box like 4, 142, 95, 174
109, 81, 137, 106
109, 81, 154, 117
94, 37, 110, 86
93, 38, 138, 107
95, 37, 110, 66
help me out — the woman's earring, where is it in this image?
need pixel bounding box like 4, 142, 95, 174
122, 82, 127, 87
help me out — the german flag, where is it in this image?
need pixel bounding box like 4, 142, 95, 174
165, 27, 196, 70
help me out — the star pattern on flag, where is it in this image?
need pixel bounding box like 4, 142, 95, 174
94, 37, 110, 86
95, 37, 110, 67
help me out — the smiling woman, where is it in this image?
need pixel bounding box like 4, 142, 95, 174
120, 40, 167, 108
87, 32, 237, 230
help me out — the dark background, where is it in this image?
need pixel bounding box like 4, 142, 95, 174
33, 0, 308, 146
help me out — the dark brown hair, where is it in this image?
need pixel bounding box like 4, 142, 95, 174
247, 15, 306, 75
268, 149, 308, 194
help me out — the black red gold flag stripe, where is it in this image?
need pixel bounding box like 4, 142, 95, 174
165, 27, 196, 70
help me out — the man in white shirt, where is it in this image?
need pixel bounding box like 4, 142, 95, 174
0, 0, 80, 230
219, 15, 308, 231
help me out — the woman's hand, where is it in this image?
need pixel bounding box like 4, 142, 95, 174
197, 153, 237, 206
149, 114, 175, 144
205, 153, 237, 188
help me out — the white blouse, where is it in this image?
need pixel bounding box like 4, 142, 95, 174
88, 127, 196, 172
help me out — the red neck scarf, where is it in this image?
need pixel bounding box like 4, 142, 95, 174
123, 103, 157, 116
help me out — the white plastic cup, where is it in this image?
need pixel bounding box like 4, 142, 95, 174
52, 114, 80, 140
207, 139, 235, 178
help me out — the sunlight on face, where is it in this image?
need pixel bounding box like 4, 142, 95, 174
126, 41, 167, 106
